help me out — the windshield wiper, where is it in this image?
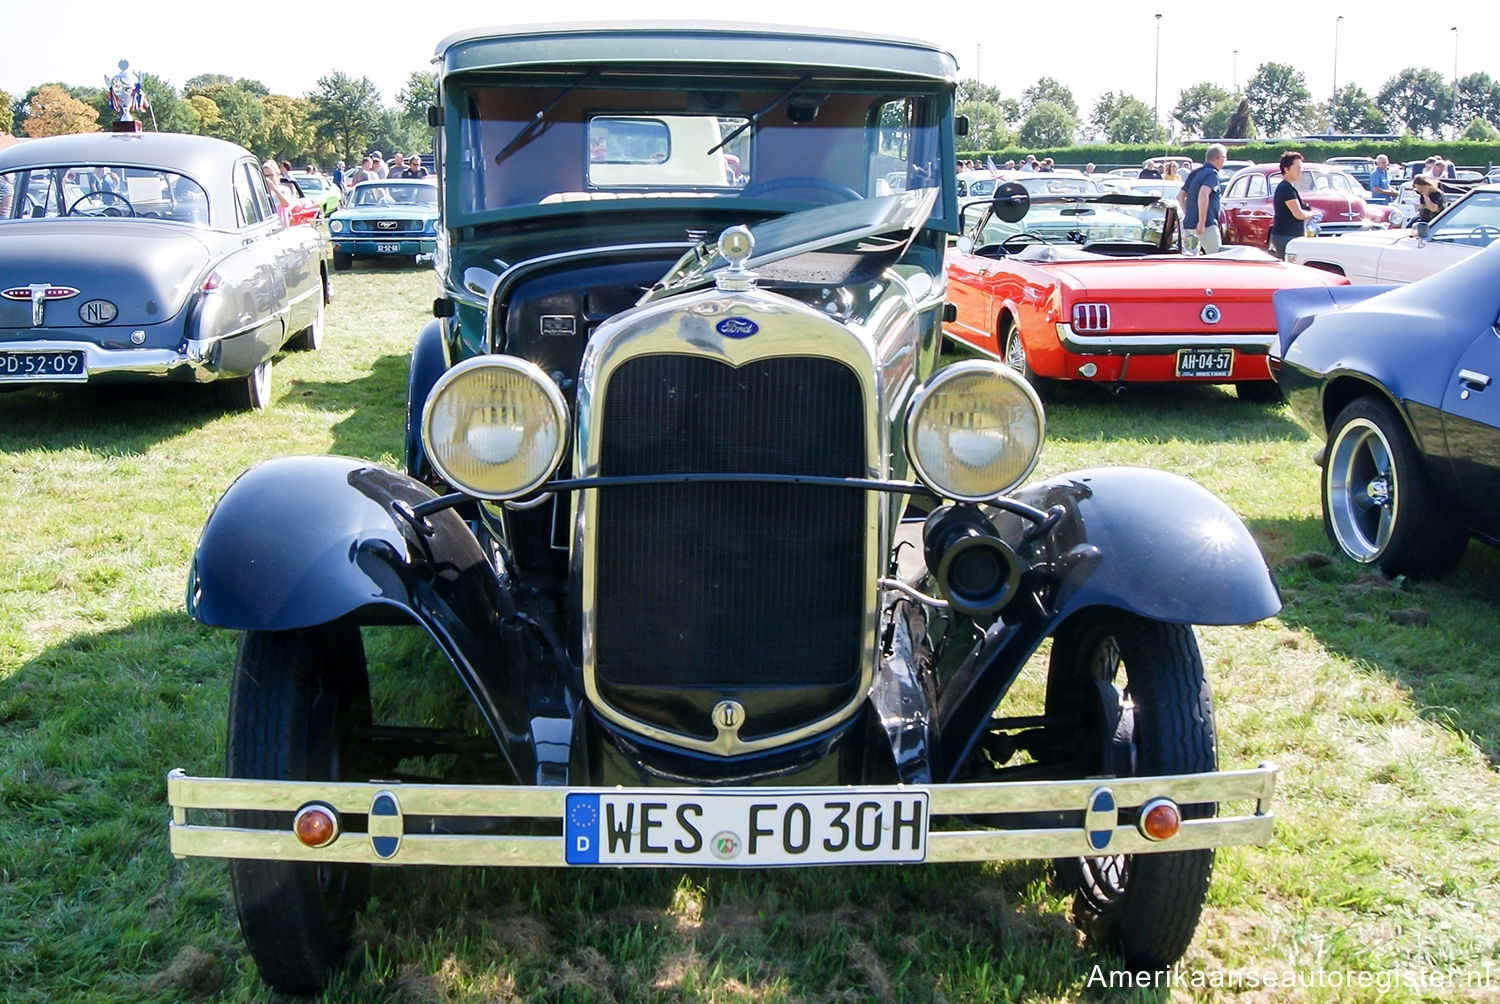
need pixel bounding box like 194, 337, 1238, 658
708, 75, 811, 156
494, 71, 598, 166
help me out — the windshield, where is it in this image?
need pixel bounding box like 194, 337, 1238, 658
1012, 176, 1100, 196
0, 165, 210, 225
351, 183, 438, 207
1429, 190, 1500, 246
451, 74, 945, 222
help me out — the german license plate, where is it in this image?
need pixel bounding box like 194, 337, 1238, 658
564, 789, 928, 866
0, 349, 86, 382
1176, 347, 1234, 378
376, 242, 400, 253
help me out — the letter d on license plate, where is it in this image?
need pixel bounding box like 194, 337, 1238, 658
564, 789, 929, 866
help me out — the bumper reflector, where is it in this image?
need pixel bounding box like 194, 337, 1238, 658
293, 804, 340, 848
1137, 797, 1182, 841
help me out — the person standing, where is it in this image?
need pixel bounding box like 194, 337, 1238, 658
1269, 151, 1316, 259
1413, 174, 1445, 222
1180, 144, 1226, 253
402, 155, 428, 179
332, 161, 345, 192
1368, 154, 1394, 204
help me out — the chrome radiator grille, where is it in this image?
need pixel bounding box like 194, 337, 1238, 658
593, 354, 866, 691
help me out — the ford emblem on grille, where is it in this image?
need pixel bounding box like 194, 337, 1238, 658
1201, 304, 1221, 325
376, 220, 398, 230
79, 300, 118, 325
716, 317, 758, 338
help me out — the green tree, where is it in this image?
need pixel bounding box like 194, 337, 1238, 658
1455, 72, 1500, 131
310, 72, 382, 166
396, 70, 437, 124
1377, 67, 1451, 137
1245, 62, 1312, 137
0, 90, 12, 135
257, 93, 315, 163
185, 78, 270, 147
1104, 96, 1155, 144
1017, 100, 1076, 149
136, 73, 198, 133
1461, 116, 1499, 141
184, 94, 222, 134
1173, 82, 1231, 136
1331, 84, 1386, 134
957, 78, 1016, 151
1021, 77, 1077, 119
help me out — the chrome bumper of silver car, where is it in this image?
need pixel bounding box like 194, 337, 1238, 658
167, 764, 1276, 866
0, 334, 250, 383
1055, 324, 1275, 356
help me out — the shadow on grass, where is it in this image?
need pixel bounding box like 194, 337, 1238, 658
0, 382, 227, 454
280, 350, 412, 461
1249, 512, 1500, 762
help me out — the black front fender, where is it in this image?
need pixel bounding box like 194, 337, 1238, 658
1004, 465, 1280, 627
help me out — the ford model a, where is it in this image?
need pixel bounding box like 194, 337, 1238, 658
167, 24, 1279, 994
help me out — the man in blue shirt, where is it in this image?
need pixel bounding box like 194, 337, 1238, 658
1179, 144, 1226, 253
1368, 154, 1394, 204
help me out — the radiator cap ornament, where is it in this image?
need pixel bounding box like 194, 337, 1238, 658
715, 226, 756, 291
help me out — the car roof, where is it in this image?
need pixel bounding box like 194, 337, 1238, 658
0, 131, 252, 179
435, 21, 958, 82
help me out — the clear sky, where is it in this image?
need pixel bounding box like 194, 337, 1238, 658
3, 0, 1491, 129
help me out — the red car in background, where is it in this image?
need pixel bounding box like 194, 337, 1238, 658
945, 184, 1350, 400
1220, 162, 1391, 249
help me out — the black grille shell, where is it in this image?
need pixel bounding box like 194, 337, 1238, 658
592, 354, 867, 727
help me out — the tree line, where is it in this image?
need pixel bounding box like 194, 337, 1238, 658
2, 69, 437, 169
960, 62, 1500, 151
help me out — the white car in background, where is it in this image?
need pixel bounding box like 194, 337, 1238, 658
1284, 184, 1500, 284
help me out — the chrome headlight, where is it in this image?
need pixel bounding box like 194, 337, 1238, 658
329, 219, 344, 233
905, 361, 1045, 501
421, 356, 569, 500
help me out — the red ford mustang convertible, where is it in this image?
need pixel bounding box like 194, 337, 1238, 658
945, 184, 1349, 399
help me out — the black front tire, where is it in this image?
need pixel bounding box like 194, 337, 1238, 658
227, 624, 372, 996
1003, 320, 1053, 402
1322, 396, 1467, 578
1045, 611, 1217, 970
333, 250, 352, 271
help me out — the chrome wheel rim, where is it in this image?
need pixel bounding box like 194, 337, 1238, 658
1005, 327, 1027, 373
1326, 416, 1394, 562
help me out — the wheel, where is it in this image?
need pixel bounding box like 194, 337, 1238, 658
738, 176, 863, 203
333, 250, 353, 271
1000, 232, 1050, 254
290, 290, 325, 351
1045, 611, 1217, 970
1002, 320, 1053, 402
215, 357, 272, 411
1234, 381, 1281, 404
1322, 396, 1466, 578
227, 624, 372, 995
67, 190, 135, 216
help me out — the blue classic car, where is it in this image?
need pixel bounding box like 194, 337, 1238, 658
1272, 238, 1500, 578
327, 178, 439, 270
0, 132, 330, 410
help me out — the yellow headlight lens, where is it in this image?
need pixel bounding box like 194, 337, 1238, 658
905, 361, 1045, 501
421, 356, 569, 499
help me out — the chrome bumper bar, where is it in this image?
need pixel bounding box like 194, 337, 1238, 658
1055, 323, 1276, 356
167, 764, 1277, 866
0, 335, 240, 382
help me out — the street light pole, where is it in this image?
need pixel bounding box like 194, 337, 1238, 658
1331, 16, 1343, 133
1153, 14, 1162, 145
1451, 26, 1460, 139
1232, 50, 1238, 96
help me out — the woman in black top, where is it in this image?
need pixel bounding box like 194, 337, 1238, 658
1413, 175, 1445, 223
1268, 151, 1316, 259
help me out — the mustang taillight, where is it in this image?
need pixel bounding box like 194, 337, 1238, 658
1072, 303, 1111, 332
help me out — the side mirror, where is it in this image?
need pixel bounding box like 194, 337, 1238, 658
954, 115, 970, 138
1413, 221, 1430, 242
991, 182, 1030, 224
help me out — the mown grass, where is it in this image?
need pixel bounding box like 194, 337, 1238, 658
1, 267, 1497, 1002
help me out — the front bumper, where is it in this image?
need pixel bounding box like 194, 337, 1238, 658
167, 764, 1276, 866
333, 236, 437, 257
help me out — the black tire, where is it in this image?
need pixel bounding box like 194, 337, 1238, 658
1322, 396, 1467, 578
1234, 380, 1281, 404
1045, 611, 1217, 970
288, 290, 325, 352
333, 250, 352, 272
227, 625, 372, 995
214, 357, 272, 411
1003, 319, 1053, 402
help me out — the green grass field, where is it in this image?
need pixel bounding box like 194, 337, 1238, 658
1, 266, 1497, 1002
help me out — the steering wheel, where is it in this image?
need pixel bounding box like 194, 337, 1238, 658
68, 190, 136, 217
1468, 225, 1500, 243
1001, 232, 1051, 254
738, 176, 863, 203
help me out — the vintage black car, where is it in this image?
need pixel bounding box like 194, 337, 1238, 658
1272, 238, 1500, 578
168, 23, 1280, 994
0, 132, 331, 410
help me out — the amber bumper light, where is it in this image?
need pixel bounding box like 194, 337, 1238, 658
293, 803, 341, 848
1137, 797, 1182, 841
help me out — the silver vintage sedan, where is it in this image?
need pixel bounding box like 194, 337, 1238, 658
0, 132, 331, 410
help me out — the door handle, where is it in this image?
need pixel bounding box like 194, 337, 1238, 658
1458, 369, 1491, 390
